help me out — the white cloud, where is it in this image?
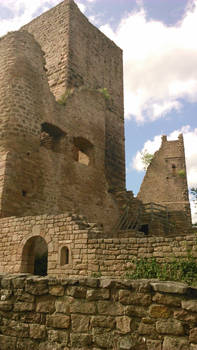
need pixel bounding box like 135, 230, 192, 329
0, 0, 62, 37
132, 126, 197, 222
75, 1, 86, 13
100, 0, 197, 122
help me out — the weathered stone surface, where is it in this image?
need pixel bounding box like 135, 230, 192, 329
48, 329, 69, 344
156, 319, 184, 335
91, 316, 115, 329
70, 300, 96, 314
119, 290, 151, 306
116, 316, 131, 334
182, 300, 197, 312
87, 288, 110, 300
138, 322, 155, 335
97, 301, 124, 315
30, 324, 46, 339
174, 309, 197, 322
152, 292, 181, 307
71, 314, 90, 332
49, 285, 65, 296
0, 300, 13, 311
190, 328, 197, 343
162, 336, 189, 350
0, 334, 17, 350
14, 302, 34, 312
66, 286, 87, 298
25, 279, 48, 295
146, 339, 162, 350
70, 333, 92, 347
46, 314, 70, 329
36, 298, 55, 313
93, 331, 113, 348
55, 297, 74, 314
149, 304, 171, 318
151, 281, 188, 294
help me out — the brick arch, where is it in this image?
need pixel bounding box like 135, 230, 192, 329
20, 235, 48, 276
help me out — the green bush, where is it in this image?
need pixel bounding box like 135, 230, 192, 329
125, 255, 197, 285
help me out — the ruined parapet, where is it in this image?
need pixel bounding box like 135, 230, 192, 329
138, 134, 192, 232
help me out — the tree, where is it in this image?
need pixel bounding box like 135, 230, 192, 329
141, 150, 154, 170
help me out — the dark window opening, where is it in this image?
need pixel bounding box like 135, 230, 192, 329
73, 137, 93, 166
21, 236, 48, 276
40, 122, 65, 153
172, 164, 176, 176
139, 224, 149, 235
60, 246, 69, 265
22, 190, 27, 197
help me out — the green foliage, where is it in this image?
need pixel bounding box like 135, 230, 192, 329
178, 169, 186, 178
125, 255, 197, 285
57, 88, 74, 106
141, 150, 154, 170
91, 271, 102, 278
98, 88, 110, 100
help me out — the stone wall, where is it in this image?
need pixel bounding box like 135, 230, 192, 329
0, 211, 196, 277
0, 30, 120, 230
22, 0, 125, 191
1, 276, 197, 349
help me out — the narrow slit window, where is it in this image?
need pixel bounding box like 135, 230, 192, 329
60, 246, 69, 265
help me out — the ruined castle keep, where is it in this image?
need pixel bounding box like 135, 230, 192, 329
0, 0, 192, 277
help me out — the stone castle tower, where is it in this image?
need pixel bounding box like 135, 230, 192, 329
0, 0, 125, 230
138, 134, 192, 228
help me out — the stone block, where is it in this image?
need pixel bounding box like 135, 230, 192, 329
182, 300, 197, 312
46, 314, 70, 329
151, 281, 188, 294
48, 329, 69, 344
152, 292, 181, 306
149, 304, 171, 318
163, 336, 189, 350
87, 288, 110, 300
146, 339, 162, 350
116, 316, 131, 334
66, 286, 87, 298
93, 331, 113, 348
97, 301, 124, 316
0, 301, 13, 311
156, 319, 184, 335
119, 290, 151, 306
14, 302, 34, 312
49, 285, 65, 296
70, 333, 92, 347
0, 335, 17, 350
190, 328, 197, 343
138, 322, 155, 335
36, 298, 55, 313
71, 314, 90, 332
91, 315, 115, 329
25, 278, 48, 295
30, 324, 46, 339
55, 297, 74, 314
70, 300, 96, 314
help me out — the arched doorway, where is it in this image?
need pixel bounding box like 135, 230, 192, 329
21, 236, 48, 276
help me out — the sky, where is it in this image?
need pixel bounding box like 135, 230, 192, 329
0, 0, 197, 222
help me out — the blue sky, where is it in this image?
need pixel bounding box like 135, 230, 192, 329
0, 0, 197, 221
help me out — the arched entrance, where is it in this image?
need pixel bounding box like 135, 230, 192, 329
21, 236, 48, 276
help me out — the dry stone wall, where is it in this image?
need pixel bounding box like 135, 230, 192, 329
1, 276, 197, 349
